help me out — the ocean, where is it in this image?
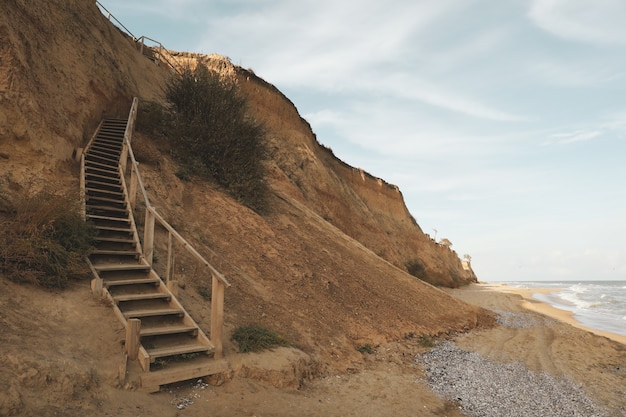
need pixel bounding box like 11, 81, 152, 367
504, 281, 626, 337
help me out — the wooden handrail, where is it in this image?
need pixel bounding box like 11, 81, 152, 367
95, 1, 138, 41
95, 2, 181, 74
147, 206, 231, 287
120, 98, 228, 286
137, 36, 182, 75
120, 97, 229, 357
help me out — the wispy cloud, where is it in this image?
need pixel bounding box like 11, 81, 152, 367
545, 130, 603, 145
530, 61, 626, 87
528, 0, 626, 45
195, 0, 527, 122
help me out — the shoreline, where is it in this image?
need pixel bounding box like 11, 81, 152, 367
473, 282, 626, 346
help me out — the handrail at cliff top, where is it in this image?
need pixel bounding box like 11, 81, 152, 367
137, 36, 182, 75
95, 0, 138, 41
95, 2, 181, 74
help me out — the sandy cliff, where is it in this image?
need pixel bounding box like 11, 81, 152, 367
1, 1, 491, 415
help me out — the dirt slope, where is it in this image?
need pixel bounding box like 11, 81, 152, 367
1, 0, 493, 415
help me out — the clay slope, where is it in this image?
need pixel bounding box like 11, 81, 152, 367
0, 0, 170, 192
0, 0, 492, 390
174, 52, 477, 288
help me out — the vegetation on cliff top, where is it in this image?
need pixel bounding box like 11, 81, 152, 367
138, 64, 270, 213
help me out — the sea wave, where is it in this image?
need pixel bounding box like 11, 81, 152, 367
505, 280, 626, 337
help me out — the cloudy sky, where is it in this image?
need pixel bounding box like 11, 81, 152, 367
99, 0, 626, 282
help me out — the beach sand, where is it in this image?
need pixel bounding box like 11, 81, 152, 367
469, 282, 626, 345
448, 283, 626, 416
160, 283, 626, 416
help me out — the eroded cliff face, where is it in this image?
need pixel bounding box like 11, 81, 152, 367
0, 0, 488, 379
0, 0, 169, 191
183, 53, 477, 287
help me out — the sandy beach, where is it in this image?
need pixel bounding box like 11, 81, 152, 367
447, 283, 626, 416
461, 283, 626, 345
134, 283, 626, 416
3, 279, 625, 416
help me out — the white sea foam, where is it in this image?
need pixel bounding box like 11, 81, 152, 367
504, 280, 626, 337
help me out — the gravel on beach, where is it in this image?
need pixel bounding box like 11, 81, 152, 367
417, 341, 612, 417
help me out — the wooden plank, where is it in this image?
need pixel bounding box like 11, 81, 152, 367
113, 292, 170, 303
139, 359, 229, 391
165, 232, 173, 283
95, 263, 149, 272
146, 343, 212, 362
129, 164, 138, 209
123, 307, 183, 319
143, 210, 155, 266
211, 277, 225, 359
138, 347, 151, 372
91, 249, 139, 256
105, 277, 160, 287
126, 319, 141, 361
86, 214, 130, 223
140, 324, 197, 337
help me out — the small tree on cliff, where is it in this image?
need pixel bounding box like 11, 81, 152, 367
164, 64, 269, 213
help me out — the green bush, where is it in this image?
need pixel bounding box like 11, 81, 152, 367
406, 258, 426, 277
357, 343, 374, 354
154, 64, 269, 213
0, 191, 96, 288
406, 258, 462, 288
231, 324, 290, 353
417, 335, 436, 348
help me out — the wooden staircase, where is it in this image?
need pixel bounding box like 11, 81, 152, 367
82, 108, 227, 392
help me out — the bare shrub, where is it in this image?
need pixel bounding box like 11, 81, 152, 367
0, 191, 96, 288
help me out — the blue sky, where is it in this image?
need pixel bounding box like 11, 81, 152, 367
99, 0, 626, 282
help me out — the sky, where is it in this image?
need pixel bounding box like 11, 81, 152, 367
98, 0, 626, 282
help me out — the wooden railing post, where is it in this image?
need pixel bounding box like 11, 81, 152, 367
211, 274, 225, 359
129, 162, 138, 209
120, 141, 129, 174
144, 209, 155, 265
126, 318, 141, 361
165, 231, 174, 283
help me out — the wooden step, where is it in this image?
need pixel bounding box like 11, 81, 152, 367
101, 123, 127, 129
94, 224, 133, 233
105, 277, 161, 287
86, 204, 128, 215
94, 237, 135, 245
95, 263, 149, 272
87, 147, 119, 158
91, 140, 122, 150
91, 249, 139, 257
140, 324, 198, 337
99, 125, 126, 132
85, 180, 123, 193
85, 171, 121, 183
93, 136, 123, 146
146, 343, 212, 362
113, 292, 171, 303
96, 131, 124, 139
86, 151, 119, 165
85, 165, 119, 178
85, 159, 120, 171
123, 307, 184, 319
139, 359, 228, 393
86, 195, 126, 206
86, 214, 130, 223
86, 187, 124, 198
